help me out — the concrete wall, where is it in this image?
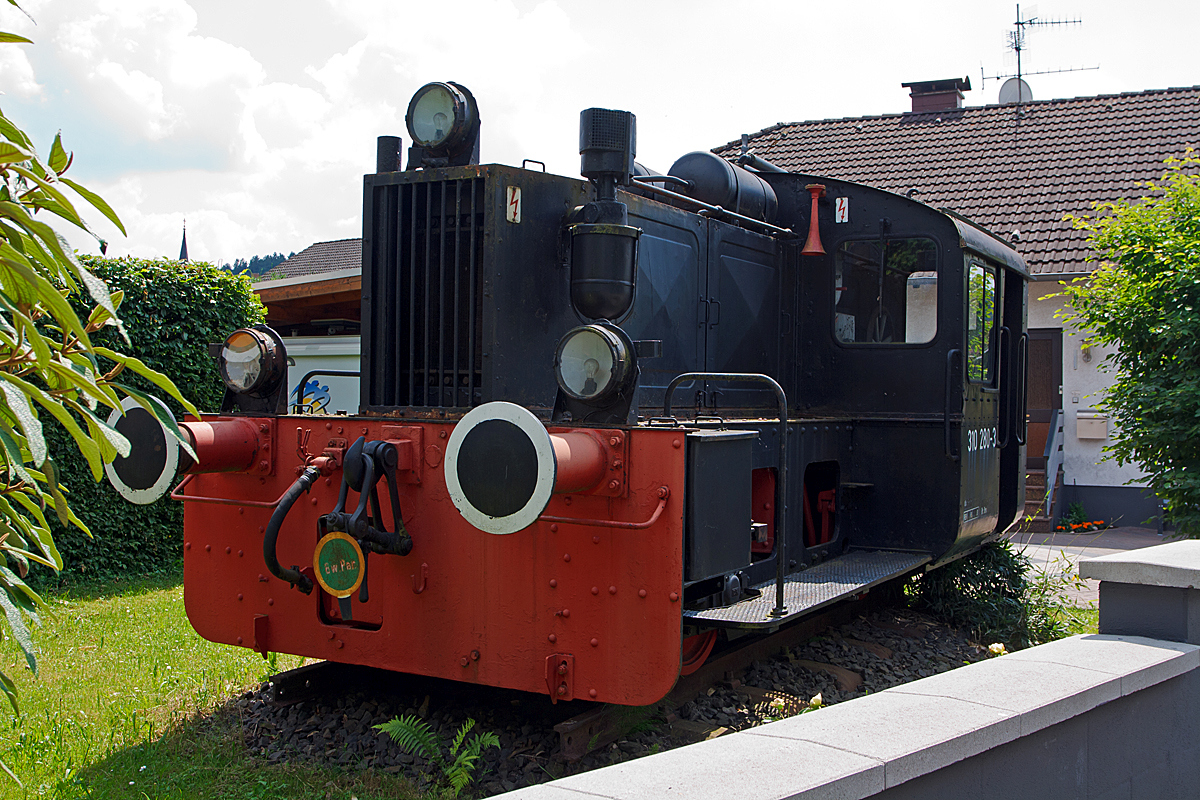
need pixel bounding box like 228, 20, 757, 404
499, 542, 1200, 800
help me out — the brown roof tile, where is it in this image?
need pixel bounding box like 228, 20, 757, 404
714, 86, 1200, 276
271, 238, 361, 280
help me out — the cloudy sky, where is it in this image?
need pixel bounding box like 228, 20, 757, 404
2, 0, 1197, 265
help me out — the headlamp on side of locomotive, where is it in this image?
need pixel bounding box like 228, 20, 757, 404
405, 82, 481, 168
219, 328, 285, 395
555, 324, 633, 402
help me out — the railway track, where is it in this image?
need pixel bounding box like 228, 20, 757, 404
236, 582, 988, 797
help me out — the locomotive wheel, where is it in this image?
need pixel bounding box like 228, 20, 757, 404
680, 630, 718, 676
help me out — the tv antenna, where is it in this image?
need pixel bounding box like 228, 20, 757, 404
981, 4, 1098, 109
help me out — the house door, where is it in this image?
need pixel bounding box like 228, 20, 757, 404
1026, 328, 1062, 469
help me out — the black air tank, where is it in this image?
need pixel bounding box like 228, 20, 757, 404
668, 151, 778, 223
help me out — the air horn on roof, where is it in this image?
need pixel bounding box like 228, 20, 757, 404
801, 183, 826, 256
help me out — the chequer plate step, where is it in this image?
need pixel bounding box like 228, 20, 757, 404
683, 550, 931, 630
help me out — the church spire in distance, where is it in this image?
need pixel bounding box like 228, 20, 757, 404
179, 219, 189, 262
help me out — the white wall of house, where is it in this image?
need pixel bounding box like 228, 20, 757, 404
284, 335, 362, 415
1028, 282, 1145, 490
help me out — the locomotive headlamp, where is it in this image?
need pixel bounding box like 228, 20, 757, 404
405, 82, 481, 168
554, 324, 633, 402
218, 328, 286, 395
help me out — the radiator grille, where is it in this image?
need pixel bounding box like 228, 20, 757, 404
366, 177, 485, 409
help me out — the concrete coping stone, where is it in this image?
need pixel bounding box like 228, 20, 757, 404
1079, 539, 1200, 589
495, 634, 1198, 800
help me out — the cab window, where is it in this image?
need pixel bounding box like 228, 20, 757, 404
967, 262, 997, 382
834, 238, 938, 345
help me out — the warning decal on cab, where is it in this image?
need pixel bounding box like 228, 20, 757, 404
835, 197, 849, 223
506, 186, 522, 223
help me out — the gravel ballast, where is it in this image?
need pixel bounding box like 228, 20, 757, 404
225, 607, 991, 796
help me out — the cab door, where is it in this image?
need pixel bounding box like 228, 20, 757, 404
960, 259, 1002, 537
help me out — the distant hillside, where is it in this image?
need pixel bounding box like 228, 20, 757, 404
224, 252, 295, 276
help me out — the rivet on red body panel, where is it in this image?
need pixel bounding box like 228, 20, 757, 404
424, 445, 442, 467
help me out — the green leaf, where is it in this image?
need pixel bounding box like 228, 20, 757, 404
0, 667, 19, 717
0, 111, 34, 151
0, 585, 37, 675
0, 373, 103, 480
47, 131, 67, 174
111, 383, 197, 463
60, 177, 126, 236
97, 349, 200, 417
0, 563, 43, 610
0, 32, 32, 44
0, 424, 34, 486
0, 381, 44, 467
7, 164, 83, 228
70, 400, 131, 460
0, 140, 32, 164
39, 459, 69, 526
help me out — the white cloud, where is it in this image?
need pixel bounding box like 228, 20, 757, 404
10, 0, 1200, 266
93, 61, 178, 138
0, 46, 42, 99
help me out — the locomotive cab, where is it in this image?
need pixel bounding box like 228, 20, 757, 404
106, 82, 1028, 708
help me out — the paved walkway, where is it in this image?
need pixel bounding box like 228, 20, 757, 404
1006, 526, 1169, 606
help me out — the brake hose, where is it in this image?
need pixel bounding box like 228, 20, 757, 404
263, 465, 321, 594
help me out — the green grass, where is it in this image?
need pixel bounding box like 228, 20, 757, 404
1061, 606, 1099, 637
0, 574, 419, 799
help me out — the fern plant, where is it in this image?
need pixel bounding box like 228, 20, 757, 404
375, 714, 500, 798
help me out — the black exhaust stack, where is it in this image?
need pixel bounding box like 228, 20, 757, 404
569, 108, 640, 322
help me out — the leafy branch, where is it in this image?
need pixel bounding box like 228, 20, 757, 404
0, 5, 198, 784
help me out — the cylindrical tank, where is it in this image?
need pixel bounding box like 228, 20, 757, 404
668, 151, 778, 223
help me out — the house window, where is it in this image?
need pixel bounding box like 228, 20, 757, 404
967, 262, 997, 382
834, 238, 938, 344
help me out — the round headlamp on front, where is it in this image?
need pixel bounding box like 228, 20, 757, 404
218, 328, 285, 395
406, 82, 476, 152
554, 324, 633, 402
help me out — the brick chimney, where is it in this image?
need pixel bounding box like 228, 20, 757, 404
901, 77, 971, 113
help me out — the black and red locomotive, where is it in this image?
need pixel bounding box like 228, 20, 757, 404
107, 82, 1029, 707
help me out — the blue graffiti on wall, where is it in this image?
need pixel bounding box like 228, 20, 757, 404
291, 378, 331, 414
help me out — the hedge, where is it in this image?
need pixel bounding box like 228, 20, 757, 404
32, 256, 265, 586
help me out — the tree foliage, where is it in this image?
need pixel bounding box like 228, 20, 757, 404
1, 5, 196, 781
38, 256, 263, 585
225, 251, 294, 277
1060, 153, 1200, 534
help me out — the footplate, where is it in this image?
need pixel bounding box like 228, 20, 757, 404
683, 550, 930, 630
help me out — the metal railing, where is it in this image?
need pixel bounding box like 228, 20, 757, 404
1042, 408, 1065, 516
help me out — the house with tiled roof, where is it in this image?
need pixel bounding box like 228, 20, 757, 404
253, 238, 364, 414
253, 238, 362, 335
715, 79, 1200, 528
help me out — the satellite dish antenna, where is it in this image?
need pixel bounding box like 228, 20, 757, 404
999, 77, 1033, 104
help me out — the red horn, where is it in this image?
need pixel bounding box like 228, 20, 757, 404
801, 183, 826, 256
